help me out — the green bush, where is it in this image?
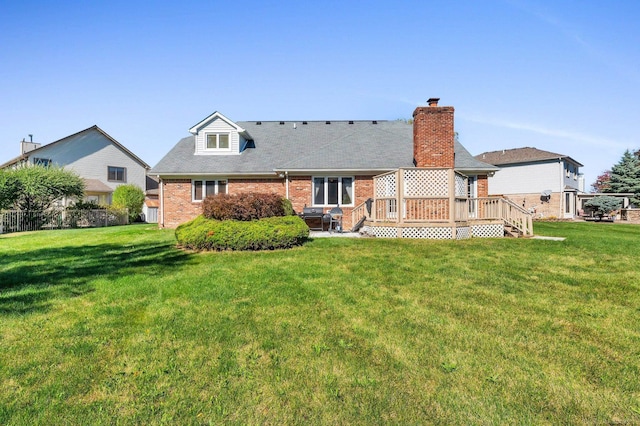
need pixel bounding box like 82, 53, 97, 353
281, 197, 294, 216
112, 184, 145, 223
175, 215, 310, 251
69, 200, 105, 210
584, 195, 622, 219
203, 193, 291, 221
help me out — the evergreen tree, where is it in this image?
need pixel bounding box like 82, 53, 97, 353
605, 150, 640, 206
583, 196, 622, 219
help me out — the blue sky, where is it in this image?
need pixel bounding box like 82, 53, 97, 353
1, 0, 638, 188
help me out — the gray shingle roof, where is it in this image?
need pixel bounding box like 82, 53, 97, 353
150, 120, 497, 175
475, 147, 584, 167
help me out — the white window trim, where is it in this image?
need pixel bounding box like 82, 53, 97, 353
311, 176, 355, 207
204, 132, 232, 152
192, 179, 228, 202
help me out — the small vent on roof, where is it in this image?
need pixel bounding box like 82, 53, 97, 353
279, 121, 285, 125
348, 120, 354, 124
256, 121, 262, 125
302, 121, 308, 125
325, 121, 331, 124
372, 120, 377, 124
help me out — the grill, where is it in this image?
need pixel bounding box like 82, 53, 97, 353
301, 207, 326, 231
328, 207, 343, 233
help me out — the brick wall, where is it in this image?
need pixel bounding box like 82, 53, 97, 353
160, 175, 377, 229
161, 179, 201, 228
288, 175, 313, 212
412, 100, 455, 169
231, 179, 285, 197
288, 175, 374, 230
501, 192, 562, 218
477, 175, 489, 198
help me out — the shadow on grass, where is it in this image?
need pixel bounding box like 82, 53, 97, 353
0, 241, 191, 316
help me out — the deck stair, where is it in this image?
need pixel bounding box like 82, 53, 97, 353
499, 198, 534, 237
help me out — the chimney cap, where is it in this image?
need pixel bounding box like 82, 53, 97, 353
427, 98, 440, 107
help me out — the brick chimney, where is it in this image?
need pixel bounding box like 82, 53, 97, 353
412, 98, 455, 168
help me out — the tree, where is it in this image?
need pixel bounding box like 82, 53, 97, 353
605, 150, 640, 205
7, 165, 85, 212
112, 184, 145, 223
0, 170, 21, 210
584, 196, 622, 220
590, 170, 611, 193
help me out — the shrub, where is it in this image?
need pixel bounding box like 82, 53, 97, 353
203, 193, 292, 221
584, 195, 622, 219
69, 200, 105, 210
112, 184, 145, 223
175, 215, 309, 251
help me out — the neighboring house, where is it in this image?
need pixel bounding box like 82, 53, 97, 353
475, 147, 584, 219
150, 99, 533, 239
1, 125, 150, 206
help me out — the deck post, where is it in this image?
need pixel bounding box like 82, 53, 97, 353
397, 169, 404, 225
448, 168, 455, 224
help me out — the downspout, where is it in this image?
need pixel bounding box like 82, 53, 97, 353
285, 171, 289, 200
158, 176, 164, 228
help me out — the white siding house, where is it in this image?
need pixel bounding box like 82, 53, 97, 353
1, 126, 149, 206
476, 147, 584, 219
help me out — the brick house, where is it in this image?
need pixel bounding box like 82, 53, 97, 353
151, 99, 533, 238
475, 147, 584, 219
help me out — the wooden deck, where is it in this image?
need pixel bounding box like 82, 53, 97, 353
350, 168, 533, 239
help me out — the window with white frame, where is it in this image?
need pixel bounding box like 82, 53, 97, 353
108, 166, 126, 182
206, 133, 230, 150
312, 177, 353, 206
192, 179, 227, 201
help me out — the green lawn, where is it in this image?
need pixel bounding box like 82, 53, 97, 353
1, 222, 639, 425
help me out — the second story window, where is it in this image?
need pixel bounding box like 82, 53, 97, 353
108, 166, 126, 182
33, 158, 51, 167
206, 133, 230, 150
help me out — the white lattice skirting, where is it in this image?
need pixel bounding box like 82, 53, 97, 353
471, 224, 504, 238
402, 227, 453, 239
363, 223, 504, 239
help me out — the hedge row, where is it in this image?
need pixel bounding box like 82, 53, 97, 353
175, 215, 309, 251
203, 193, 294, 221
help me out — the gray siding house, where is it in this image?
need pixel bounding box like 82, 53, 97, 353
475, 147, 584, 219
1, 125, 150, 206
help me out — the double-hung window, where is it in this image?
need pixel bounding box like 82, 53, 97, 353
108, 166, 126, 182
193, 179, 227, 201
312, 177, 353, 206
206, 133, 230, 150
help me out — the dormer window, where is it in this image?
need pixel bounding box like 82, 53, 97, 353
206, 133, 230, 150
